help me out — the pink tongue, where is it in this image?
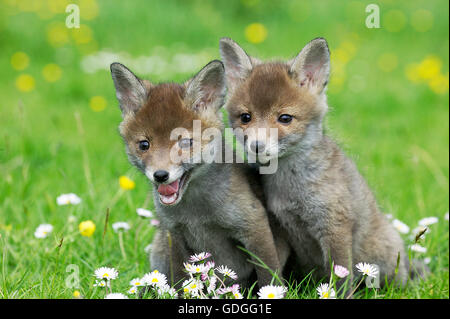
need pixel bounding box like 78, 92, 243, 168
157, 179, 179, 196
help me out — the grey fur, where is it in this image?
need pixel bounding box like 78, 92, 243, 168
111, 60, 286, 289
221, 37, 415, 289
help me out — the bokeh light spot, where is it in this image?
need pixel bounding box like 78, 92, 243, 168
89, 96, 107, 112
42, 63, 62, 82
411, 9, 433, 32
80, 0, 99, 20
72, 24, 93, 44
46, 22, 69, 47
245, 23, 268, 44
11, 52, 30, 70
16, 74, 35, 92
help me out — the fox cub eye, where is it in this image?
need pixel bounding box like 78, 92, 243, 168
278, 114, 293, 124
138, 140, 150, 151
178, 138, 193, 149
240, 113, 251, 124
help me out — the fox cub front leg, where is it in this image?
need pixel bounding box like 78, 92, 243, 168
240, 206, 283, 287
150, 228, 190, 288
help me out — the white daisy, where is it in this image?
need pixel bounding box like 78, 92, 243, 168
333, 264, 349, 278
418, 217, 439, 227
217, 284, 241, 296
424, 257, 431, 265
355, 262, 379, 278
215, 265, 238, 280
392, 219, 410, 234
112, 222, 130, 233
142, 270, 167, 287
445, 211, 449, 221
257, 285, 287, 299
128, 286, 138, 295
105, 293, 128, 299
182, 279, 204, 297
412, 226, 429, 240
156, 284, 178, 298
316, 283, 336, 299
207, 276, 217, 294
233, 292, 244, 299
34, 224, 53, 238
136, 208, 153, 218
129, 278, 144, 287
93, 280, 110, 288
410, 243, 427, 253
56, 193, 81, 206
94, 267, 119, 280
68, 215, 77, 223
189, 252, 212, 263
184, 262, 208, 274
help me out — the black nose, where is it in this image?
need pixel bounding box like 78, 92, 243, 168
153, 170, 169, 183
250, 141, 265, 154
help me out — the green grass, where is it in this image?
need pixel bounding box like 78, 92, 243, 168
0, 0, 448, 299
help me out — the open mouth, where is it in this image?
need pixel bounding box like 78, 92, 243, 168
156, 172, 190, 206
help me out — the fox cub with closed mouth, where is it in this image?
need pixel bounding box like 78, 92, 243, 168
110, 60, 284, 288
220, 37, 425, 286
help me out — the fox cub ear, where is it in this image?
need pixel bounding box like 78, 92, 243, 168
110, 63, 149, 115
185, 60, 226, 112
289, 38, 330, 94
219, 37, 253, 91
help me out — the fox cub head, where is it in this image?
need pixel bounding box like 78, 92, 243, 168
220, 37, 330, 164
110, 60, 226, 206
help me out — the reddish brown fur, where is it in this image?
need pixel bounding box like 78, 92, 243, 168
120, 83, 222, 170
227, 63, 322, 141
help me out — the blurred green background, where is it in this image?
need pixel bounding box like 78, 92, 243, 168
0, 0, 448, 298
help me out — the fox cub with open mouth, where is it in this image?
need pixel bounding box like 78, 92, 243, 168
110, 60, 285, 288
220, 37, 426, 287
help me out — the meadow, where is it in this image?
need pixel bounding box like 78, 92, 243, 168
0, 0, 448, 299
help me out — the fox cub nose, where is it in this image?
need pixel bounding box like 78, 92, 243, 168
154, 170, 169, 183
250, 141, 265, 154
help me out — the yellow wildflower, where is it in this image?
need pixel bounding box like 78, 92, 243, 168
79, 220, 96, 237
73, 290, 82, 298
119, 176, 135, 190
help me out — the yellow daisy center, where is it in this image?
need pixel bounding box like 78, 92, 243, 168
152, 278, 159, 282
268, 293, 275, 298
103, 273, 109, 278
184, 288, 189, 292
323, 291, 329, 298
